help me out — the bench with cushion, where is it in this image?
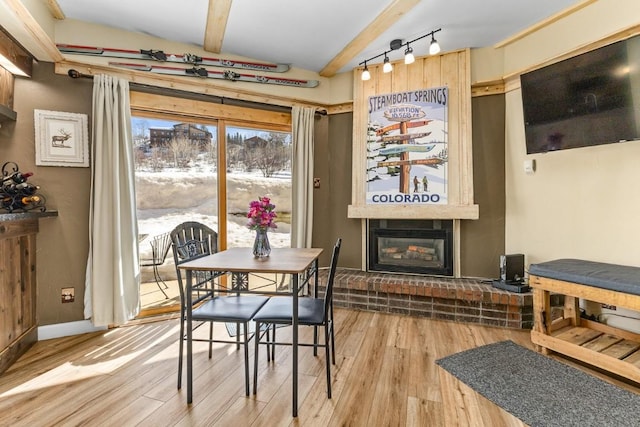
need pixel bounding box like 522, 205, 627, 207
529, 258, 640, 383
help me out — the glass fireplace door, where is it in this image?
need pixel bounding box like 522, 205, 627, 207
368, 226, 453, 276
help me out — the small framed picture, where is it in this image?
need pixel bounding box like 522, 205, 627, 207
34, 109, 89, 167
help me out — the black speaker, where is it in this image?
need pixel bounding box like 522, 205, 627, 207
499, 254, 525, 283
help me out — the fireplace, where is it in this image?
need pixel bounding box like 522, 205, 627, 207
368, 219, 453, 276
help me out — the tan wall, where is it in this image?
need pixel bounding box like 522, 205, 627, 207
53, 20, 341, 106
502, 0, 640, 268
470, 47, 504, 83
0, 62, 92, 325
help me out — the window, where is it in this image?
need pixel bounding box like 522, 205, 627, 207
134, 116, 219, 241
225, 125, 291, 249
130, 92, 292, 313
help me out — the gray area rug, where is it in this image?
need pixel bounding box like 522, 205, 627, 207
435, 340, 640, 427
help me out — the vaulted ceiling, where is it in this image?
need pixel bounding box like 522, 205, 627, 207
49, 0, 589, 76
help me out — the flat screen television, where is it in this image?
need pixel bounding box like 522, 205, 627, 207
521, 35, 640, 154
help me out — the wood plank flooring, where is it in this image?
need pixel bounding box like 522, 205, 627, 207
1, 309, 638, 426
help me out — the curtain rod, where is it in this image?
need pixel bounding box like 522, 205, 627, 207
67, 69, 327, 115
68, 69, 91, 79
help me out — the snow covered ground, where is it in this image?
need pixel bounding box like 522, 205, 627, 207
136, 164, 291, 281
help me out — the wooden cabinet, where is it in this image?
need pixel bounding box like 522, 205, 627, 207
0, 66, 17, 122
0, 25, 33, 122
0, 212, 55, 374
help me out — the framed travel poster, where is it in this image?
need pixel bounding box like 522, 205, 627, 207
366, 87, 448, 205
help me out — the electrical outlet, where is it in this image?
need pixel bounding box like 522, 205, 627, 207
61, 287, 75, 303
313, 178, 320, 188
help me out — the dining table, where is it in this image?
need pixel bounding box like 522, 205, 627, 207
178, 246, 323, 417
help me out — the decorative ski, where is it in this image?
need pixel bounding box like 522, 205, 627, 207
380, 144, 435, 155
378, 132, 431, 142
57, 44, 290, 73
108, 62, 319, 88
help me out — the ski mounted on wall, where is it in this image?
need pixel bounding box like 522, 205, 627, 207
108, 62, 319, 88
57, 44, 290, 73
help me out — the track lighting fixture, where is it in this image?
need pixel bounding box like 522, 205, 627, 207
359, 28, 441, 81
383, 54, 392, 73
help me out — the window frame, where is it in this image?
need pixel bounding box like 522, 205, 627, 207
130, 91, 292, 250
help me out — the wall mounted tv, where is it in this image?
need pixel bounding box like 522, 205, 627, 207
521, 35, 640, 154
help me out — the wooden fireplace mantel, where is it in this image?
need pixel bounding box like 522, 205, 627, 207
347, 203, 479, 220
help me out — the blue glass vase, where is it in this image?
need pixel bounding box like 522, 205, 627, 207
253, 229, 271, 259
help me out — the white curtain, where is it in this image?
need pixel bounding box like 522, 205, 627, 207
291, 106, 315, 248
84, 74, 140, 326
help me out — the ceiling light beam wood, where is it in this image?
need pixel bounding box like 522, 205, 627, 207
203, 0, 232, 53
46, 0, 65, 20
319, 0, 420, 78
3, 0, 63, 62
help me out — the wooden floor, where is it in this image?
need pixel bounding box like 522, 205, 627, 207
139, 278, 181, 314
1, 309, 638, 426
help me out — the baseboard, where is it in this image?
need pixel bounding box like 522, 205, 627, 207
37, 320, 107, 341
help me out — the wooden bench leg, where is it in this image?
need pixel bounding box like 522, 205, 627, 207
532, 287, 551, 354
564, 296, 580, 326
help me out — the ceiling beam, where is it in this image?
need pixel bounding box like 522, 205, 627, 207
203, 0, 232, 53
0, 25, 33, 76
319, 0, 420, 77
2, 0, 63, 62
46, 0, 65, 20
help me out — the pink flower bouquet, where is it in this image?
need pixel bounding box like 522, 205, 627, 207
246, 196, 277, 231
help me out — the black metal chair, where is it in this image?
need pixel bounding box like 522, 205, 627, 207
170, 221, 269, 396
140, 232, 173, 299
252, 238, 341, 398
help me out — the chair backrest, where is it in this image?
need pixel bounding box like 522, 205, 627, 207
170, 221, 218, 305
323, 238, 342, 319
150, 232, 173, 265
170, 221, 218, 263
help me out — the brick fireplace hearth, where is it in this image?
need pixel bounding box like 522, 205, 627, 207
318, 269, 533, 329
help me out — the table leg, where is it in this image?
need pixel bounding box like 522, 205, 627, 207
313, 258, 320, 298
186, 269, 193, 404
313, 259, 319, 355
292, 273, 299, 417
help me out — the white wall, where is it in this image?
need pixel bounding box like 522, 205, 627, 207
502, 0, 640, 269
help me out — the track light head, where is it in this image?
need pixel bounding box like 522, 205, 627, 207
429, 33, 441, 55
361, 63, 371, 81
383, 55, 392, 73
404, 45, 415, 65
